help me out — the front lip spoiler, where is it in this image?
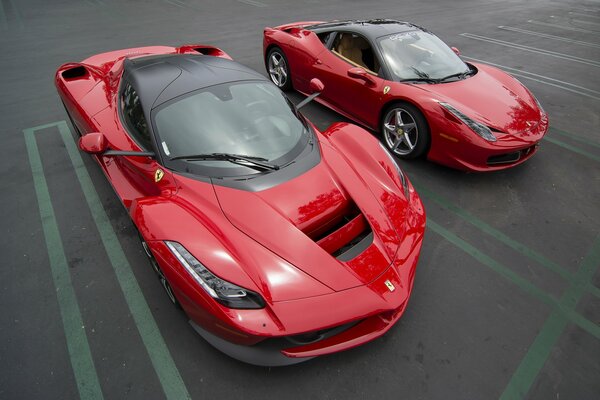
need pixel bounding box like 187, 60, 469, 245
190, 320, 314, 366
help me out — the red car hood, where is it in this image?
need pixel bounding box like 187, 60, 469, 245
418, 63, 542, 135
210, 151, 401, 293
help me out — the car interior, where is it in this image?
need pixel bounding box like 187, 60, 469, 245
331, 33, 380, 75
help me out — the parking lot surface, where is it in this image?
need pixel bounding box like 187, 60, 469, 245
1, 0, 599, 399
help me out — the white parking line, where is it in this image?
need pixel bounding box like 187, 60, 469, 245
237, 0, 267, 7
573, 18, 600, 27
569, 11, 600, 20
460, 33, 600, 68
498, 25, 600, 48
464, 56, 600, 101
528, 19, 600, 34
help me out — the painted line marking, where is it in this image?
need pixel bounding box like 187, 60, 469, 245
414, 184, 572, 281
497, 25, 600, 49
569, 11, 600, 20
500, 234, 600, 399
551, 14, 600, 27
24, 127, 104, 400
237, 0, 267, 7
573, 18, 600, 26
427, 219, 600, 340
460, 33, 600, 68
164, 0, 185, 8
414, 181, 600, 300
549, 126, 600, 149
527, 19, 600, 34
463, 56, 600, 101
27, 121, 191, 400
57, 121, 191, 400
544, 136, 600, 162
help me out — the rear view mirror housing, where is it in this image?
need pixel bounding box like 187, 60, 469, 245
297, 78, 325, 110
78, 132, 108, 154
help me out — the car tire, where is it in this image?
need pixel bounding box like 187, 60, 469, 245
266, 47, 293, 91
139, 232, 182, 309
381, 102, 430, 159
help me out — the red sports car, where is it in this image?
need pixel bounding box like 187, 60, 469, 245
55, 44, 426, 365
263, 19, 549, 171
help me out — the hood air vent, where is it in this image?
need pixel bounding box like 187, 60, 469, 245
308, 205, 373, 261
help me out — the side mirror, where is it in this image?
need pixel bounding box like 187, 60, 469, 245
451, 46, 461, 56
347, 67, 375, 84
309, 78, 325, 94
79, 132, 108, 154
78, 131, 155, 158
296, 78, 325, 110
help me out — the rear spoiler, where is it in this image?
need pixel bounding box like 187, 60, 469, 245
268, 21, 325, 33
176, 44, 232, 60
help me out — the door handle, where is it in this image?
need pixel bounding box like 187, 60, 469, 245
315, 59, 322, 65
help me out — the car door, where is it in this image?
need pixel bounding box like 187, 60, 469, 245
116, 81, 168, 199
283, 29, 328, 94
312, 31, 385, 129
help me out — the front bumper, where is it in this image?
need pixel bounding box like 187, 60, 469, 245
183, 236, 422, 366
428, 114, 549, 172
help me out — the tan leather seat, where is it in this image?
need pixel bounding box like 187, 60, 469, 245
337, 34, 367, 68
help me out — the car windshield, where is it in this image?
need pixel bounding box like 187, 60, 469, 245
378, 31, 469, 81
153, 81, 309, 173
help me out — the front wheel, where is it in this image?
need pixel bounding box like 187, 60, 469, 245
381, 103, 430, 159
266, 47, 292, 91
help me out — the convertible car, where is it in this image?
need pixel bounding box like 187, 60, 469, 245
263, 19, 549, 171
55, 44, 426, 365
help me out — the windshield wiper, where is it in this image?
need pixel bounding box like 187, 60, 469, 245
438, 69, 473, 82
169, 153, 280, 171
400, 67, 439, 83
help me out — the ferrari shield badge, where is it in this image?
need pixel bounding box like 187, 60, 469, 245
384, 280, 395, 292
154, 168, 164, 183
383, 85, 391, 95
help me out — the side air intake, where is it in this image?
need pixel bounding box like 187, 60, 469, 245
61, 65, 88, 80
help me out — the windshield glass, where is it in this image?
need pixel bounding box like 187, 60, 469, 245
378, 31, 469, 81
153, 81, 309, 173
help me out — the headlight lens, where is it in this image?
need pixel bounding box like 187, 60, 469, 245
439, 102, 497, 142
533, 95, 545, 117
379, 142, 410, 199
165, 241, 265, 309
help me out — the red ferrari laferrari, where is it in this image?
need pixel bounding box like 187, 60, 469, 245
263, 19, 549, 171
55, 44, 426, 365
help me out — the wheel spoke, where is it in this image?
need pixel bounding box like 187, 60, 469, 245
404, 132, 415, 149
271, 55, 280, 66
395, 110, 402, 125
384, 123, 396, 133
400, 122, 416, 131
392, 137, 403, 150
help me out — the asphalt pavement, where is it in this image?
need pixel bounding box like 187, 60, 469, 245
0, 0, 599, 399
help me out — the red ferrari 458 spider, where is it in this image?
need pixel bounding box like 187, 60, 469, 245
263, 19, 549, 171
55, 44, 426, 365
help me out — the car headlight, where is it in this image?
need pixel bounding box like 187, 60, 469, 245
165, 241, 265, 309
439, 102, 496, 142
532, 95, 545, 117
379, 142, 410, 199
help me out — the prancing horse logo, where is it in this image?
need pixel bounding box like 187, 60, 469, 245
155, 169, 164, 183
385, 280, 395, 292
